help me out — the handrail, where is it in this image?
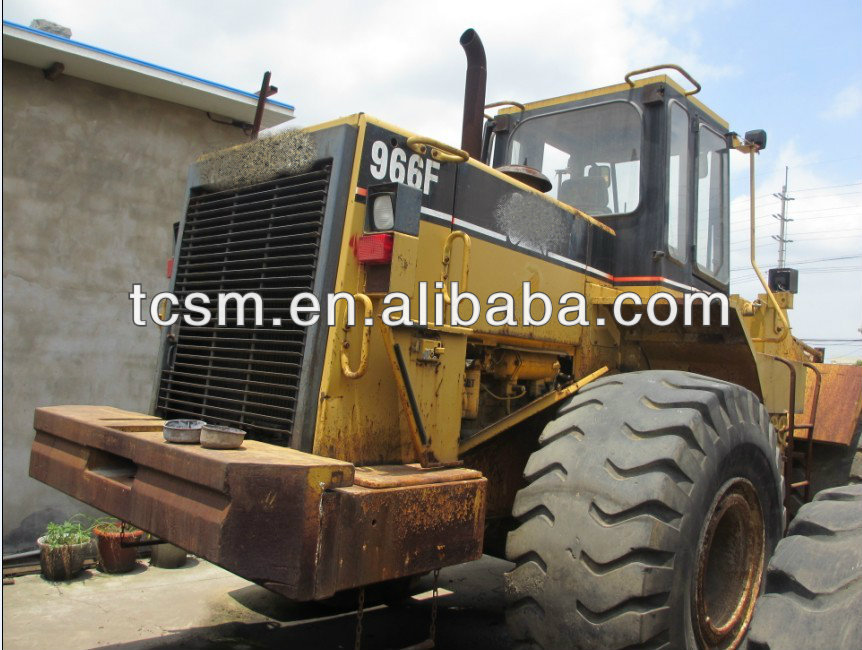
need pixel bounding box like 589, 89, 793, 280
742, 145, 790, 343
441, 231, 472, 305
798, 362, 822, 502
624, 64, 701, 96
483, 100, 525, 120
340, 293, 373, 379
406, 136, 469, 164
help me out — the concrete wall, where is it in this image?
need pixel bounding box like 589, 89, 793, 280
2, 59, 243, 552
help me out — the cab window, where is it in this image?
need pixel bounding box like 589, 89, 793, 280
667, 102, 690, 263
695, 125, 729, 283
507, 102, 642, 217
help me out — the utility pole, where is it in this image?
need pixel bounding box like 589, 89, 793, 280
771, 166, 795, 268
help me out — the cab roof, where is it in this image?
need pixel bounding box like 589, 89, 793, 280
497, 74, 728, 130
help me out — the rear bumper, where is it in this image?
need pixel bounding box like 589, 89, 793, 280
29, 406, 486, 600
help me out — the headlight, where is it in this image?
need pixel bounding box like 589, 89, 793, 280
372, 194, 395, 230
366, 182, 421, 236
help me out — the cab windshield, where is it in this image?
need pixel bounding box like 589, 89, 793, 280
507, 102, 642, 216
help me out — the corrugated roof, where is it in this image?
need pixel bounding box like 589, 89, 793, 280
2, 20, 294, 129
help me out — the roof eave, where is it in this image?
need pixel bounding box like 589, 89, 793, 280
2, 21, 294, 129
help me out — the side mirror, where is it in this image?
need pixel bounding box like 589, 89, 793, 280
744, 129, 767, 151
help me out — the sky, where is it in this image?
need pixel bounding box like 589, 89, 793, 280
4, 0, 861, 360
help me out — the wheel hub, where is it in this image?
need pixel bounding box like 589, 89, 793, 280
694, 478, 766, 650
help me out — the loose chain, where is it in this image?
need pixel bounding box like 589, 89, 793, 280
355, 587, 365, 650
429, 568, 440, 644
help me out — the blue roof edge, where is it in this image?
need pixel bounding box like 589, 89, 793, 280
3, 20, 296, 112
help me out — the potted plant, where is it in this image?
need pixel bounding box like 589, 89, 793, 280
37, 516, 93, 581
92, 518, 144, 574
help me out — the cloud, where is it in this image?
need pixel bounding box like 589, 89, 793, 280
822, 82, 862, 119
4, 0, 734, 144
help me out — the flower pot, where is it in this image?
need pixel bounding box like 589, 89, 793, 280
36, 536, 91, 581
93, 527, 143, 573
150, 543, 187, 569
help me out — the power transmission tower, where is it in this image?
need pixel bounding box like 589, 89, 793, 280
771, 166, 795, 267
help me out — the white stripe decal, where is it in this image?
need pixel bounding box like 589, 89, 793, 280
653, 277, 698, 292
419, 206, 452, 222
547, 251, 586, 271
451, 217, 507, 242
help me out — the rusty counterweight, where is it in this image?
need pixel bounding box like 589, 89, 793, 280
29, 406, 486, 600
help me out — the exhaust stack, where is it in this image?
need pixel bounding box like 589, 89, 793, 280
460, 29, 487, 159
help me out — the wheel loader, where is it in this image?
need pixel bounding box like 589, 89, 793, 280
28, 28, 862, 649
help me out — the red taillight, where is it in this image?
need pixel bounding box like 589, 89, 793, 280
355, 233, 393, 264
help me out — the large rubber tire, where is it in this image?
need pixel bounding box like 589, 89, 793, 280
746, 484, 862, 649
504, 370, 784, 650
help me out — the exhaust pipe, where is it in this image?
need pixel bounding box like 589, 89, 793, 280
459, 28, 487, 159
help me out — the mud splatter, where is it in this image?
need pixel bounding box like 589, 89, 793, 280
493, 192, 570, 256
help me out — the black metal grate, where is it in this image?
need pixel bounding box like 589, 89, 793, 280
156, 165, 331, 445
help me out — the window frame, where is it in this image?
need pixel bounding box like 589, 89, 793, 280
504, 99, 645, 218
692, 121, 730, 285
666, 99, 692, 265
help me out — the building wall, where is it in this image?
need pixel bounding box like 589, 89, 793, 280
2, 59, 244, 552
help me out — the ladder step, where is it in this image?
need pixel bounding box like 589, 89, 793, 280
793, 424, 815, 431
791, 480, 810, 489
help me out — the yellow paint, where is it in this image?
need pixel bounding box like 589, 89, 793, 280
310, 115, 605, 465
302, 105, 799, 469
303, 113, 362, 133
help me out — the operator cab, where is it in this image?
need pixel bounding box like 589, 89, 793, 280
485, 67, 731, 293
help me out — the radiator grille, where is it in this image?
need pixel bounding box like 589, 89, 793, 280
156, 165, 331, 444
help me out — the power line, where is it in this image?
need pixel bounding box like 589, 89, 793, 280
792, 255, 862, 264
753, 155, 862, 178
730, 254, 862, 272
729, 213, 862, 234
731, 267, 862, 282
729, 231, 862, 250
733, 267, 862, 274
730, 197, 862, 215
794, 181, 862, 192
727, 183, 862, 204
730, 210, 862, 228
730, 229, 862, 245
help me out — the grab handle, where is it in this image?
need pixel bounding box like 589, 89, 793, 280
625, 64, 701, 96
441, 231, 472, 305
341, 293, 373, 379
407, 136, 469, 164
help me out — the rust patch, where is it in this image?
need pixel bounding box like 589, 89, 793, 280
797, 363, 862, 445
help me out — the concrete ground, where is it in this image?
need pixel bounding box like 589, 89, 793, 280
2, 555, 514, 650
